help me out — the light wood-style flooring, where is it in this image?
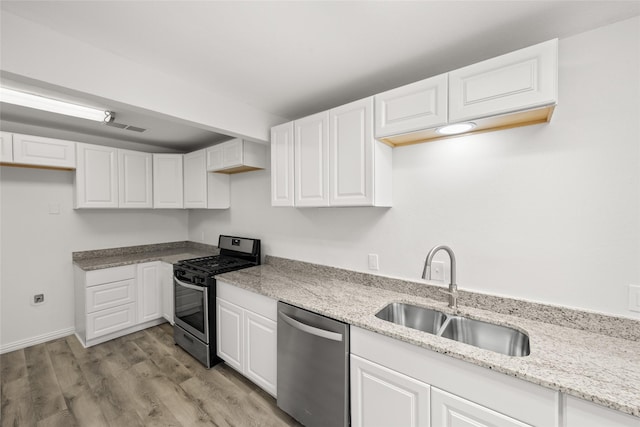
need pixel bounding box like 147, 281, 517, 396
0, 323, 301, 427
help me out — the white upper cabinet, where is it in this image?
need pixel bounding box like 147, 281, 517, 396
206, 138, 267, 174
329, 97, 392, 207
184, 149, 208, 209
153, 154, 184, 209
184, 148, 230, 209
270, 122, 295, 207
374, 39, 558, 146
449, 39, 558, 122
375, 73, 448, 138
1, 132, 14, 163
12, 133, 76, 169
295, 111, 330, 207
75, 143, 119, 208
118, 149, 152, 209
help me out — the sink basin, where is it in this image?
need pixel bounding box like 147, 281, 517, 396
375, 302, 530, 357
375, 303, 447, 335
440, 317, 530, 357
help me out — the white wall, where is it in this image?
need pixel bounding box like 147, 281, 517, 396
189, 17, 640, 319
0, 167, 188, 350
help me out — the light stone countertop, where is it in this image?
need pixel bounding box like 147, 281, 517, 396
72, 241, 218, 270
216, 259, 640, 418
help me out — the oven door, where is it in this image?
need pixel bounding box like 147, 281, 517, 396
174, 277, 209, 343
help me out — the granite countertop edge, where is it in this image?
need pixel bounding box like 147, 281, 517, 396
216, 263, 640, 418
72, 241, 219, 270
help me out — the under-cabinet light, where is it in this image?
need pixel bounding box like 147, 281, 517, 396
0, 87, 113, 122
436, 122, 477, 135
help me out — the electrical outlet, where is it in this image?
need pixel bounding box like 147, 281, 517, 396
430, 261, 445, 282
33, 294, 44, 305
629, 285, 640, 312
368, 254, 379, 271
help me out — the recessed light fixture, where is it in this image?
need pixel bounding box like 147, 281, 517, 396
0, 86, 113, 123
436, 122, 477, 135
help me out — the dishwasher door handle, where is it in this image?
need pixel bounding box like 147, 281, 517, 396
279, 311, 344, 342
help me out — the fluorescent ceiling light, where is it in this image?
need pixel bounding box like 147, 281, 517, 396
436, 122, 477, 135
0, 87, 113, 122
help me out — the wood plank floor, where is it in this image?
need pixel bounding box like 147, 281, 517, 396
0, 323, 301, 427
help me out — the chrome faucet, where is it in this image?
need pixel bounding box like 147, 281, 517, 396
422, 245, 458, 310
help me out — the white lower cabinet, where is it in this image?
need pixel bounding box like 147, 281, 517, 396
216, 280, 277, 397
217, 298, 243, 371
431, 388, 532, 427
350, 327, 558, 427
75, 262, 166, 347
160, 262, 174, 324
351, 354, 430, 427
137, 262, 162, 323
564, 395, 639, 427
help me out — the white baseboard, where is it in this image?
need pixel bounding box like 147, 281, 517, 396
0, 327, 75, 354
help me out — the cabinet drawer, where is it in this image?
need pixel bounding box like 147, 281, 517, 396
431, 387, 532, 427
85, 265, 136, 287
86, 279, 136, 314
217, 280, 277, 321
86, 303, 136, 340
12, 133, 76, 168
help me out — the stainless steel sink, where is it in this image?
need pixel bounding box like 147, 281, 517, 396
375, 303, 447, 335
440, 316, 530, 357
374, 303, 530, 357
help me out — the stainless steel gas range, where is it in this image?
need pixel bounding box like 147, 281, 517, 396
173, 235, 260, 368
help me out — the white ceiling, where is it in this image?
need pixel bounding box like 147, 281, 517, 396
1, 1, 639, 151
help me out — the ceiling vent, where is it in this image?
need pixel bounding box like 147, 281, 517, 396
104, 115, 147, 132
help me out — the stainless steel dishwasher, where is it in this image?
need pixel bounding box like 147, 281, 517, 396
277, 302, 349, 427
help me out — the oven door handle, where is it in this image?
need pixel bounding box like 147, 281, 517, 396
279, 311, 343, 342
174, 277, 205, 291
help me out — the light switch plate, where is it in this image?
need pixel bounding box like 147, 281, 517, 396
629, 285, 640, 312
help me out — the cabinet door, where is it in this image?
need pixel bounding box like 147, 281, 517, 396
12, 133, 76, 168
118, 149, 152, 208
244, 311, 277, 397
295, 111, 329, 207
351, 354, 430, 427
270, 122, 295, 207
449, 39, 557, 123
431, 388, 532, 427
75, 143, 118, 208
329, 97, 374, 206
160, 262, 174, 324
564, 395, 639, 427
216, 297, 243, 372
206, 144, 224, 171
0, 132, 13, 162
153, 154, 184, 209
183, 149, 208, 209
375, 74, 448, 138
86, 303, 136, 340
137, 262, 162, 323
222, 139, 243, 168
